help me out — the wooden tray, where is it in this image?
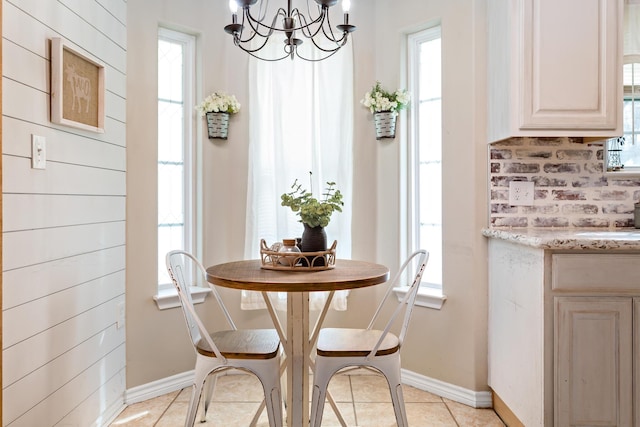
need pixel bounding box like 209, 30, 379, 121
260, 239, 337, 271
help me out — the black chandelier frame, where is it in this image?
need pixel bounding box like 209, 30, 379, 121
224, 0, 356, 62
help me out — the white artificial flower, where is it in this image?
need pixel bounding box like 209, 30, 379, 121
195, 91, 241, 116
360, 82, 410, 114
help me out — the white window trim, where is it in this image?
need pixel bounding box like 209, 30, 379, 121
393, 286, 447, 310
155, 28, 200, 308
154, 286, 212, 310
604, 168, 640, 177
404, 25, 446, 310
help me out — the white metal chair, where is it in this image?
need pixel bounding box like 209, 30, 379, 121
166, 250, 283, 427
309, 250, 429, 427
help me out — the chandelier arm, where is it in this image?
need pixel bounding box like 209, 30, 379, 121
294, 12, 319, 39
243, 7, 285, 38
256, 0, 270, 22
235, 34, 272, 53
238, 43, 291, 61
319, 12, 344, 43
225, 0, 354, 61
306, 34, 346, 53
294, 45, 343, 62
290, 7, 325, 34
320, 23, 347, 45
305, 0, 322, 21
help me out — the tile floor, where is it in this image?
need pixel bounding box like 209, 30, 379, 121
110, 370, 505, 426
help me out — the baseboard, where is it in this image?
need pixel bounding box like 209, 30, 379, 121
124, 368, 493, 410
491, 389, 524, 427
97, 400, 127, 427
401, 369, 493, 408
124, 370, 195, 404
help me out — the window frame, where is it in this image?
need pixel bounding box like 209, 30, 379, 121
155, 28, 206, 309
395, 25, 446, 310
605, 56, 640, 176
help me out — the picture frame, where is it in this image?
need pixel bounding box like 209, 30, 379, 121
50, 37, 105, 133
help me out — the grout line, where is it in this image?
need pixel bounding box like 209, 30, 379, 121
348, 375, 359, 426
153, 388, 185, 426
443, 400, 461, 427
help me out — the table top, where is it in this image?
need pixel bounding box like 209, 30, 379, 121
206, 259, 389, 292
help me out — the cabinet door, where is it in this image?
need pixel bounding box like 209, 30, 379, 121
521, 0, 621, 131
487, 0, 622, 142
635, 299, 640, 427
555, 297, 632, 427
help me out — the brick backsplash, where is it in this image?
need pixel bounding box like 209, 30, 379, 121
489, 137, 640, 228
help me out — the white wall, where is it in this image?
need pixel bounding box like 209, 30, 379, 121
373, 0, 489, 390
2, 0, 127, 425
126, 0, 490, 396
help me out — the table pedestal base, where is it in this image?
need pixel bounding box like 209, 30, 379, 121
285, 292, 311, 427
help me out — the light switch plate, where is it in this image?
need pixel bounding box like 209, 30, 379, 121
509, 181, 534, 206
31, 134, 46, 169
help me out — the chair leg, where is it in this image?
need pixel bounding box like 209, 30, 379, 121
200, 374, 217, 423
310, 357, 339, 427
186, 359, 212, 427
378, 357, 408, 427
185, 381, 205, 427
389, 382, 408, 427
255, 362, 284, 427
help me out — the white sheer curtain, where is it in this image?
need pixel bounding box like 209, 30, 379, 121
242, 40, 354, 311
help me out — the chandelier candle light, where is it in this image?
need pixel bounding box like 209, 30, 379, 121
224, 0, 356, 61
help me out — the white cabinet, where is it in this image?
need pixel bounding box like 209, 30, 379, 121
487, 0, 623, 143
555, 297, 633, 426
488, 239, 640, 426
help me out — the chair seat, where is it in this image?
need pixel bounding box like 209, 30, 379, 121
196, 329, 280, 359
316, 328, 400, 357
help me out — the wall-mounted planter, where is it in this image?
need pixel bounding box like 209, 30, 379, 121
206, 112, 230, 139
374, 112, 397, 140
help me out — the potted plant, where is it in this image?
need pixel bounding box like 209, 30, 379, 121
195, 91, 241, 139
281, 178, 343, 260
361, 81, 410, 139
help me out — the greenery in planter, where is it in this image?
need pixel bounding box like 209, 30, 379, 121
281, 178, 343, 228
195, 91, 241, 116
360, 81, 410, 115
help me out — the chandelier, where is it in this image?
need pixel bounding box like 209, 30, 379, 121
224, 0, 356, 62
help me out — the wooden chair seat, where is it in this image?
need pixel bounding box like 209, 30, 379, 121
196, 329, 280, 359
316, 328, 400, 357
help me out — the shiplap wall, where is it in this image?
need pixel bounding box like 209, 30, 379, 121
2, 0, 126, 425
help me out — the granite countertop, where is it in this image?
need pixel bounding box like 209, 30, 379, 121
482, 228, 640, 250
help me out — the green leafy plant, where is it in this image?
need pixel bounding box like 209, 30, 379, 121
281, 178, 343, 228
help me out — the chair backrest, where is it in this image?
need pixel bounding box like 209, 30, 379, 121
165, 250, 237, 361
366, 249, 429, 359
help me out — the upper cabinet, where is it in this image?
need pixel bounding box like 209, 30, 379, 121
487, 0, 623, 143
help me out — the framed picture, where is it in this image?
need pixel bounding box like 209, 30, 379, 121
51, 38, 105, 133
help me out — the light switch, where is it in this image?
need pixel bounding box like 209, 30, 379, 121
31, 134, 46, 169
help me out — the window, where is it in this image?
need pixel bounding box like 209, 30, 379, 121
157, 28, 196, 289
406, 26, 444, 308
242, 40, 354, 311
607, 58, 640, 172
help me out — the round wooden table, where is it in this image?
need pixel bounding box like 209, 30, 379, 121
206, 259, 389, 427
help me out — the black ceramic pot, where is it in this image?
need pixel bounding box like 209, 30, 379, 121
301, 224, 327, 266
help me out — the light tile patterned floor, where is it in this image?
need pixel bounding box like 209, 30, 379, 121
110, 371, 505, 426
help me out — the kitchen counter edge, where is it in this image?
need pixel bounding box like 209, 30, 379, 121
481, 228, 640, 250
